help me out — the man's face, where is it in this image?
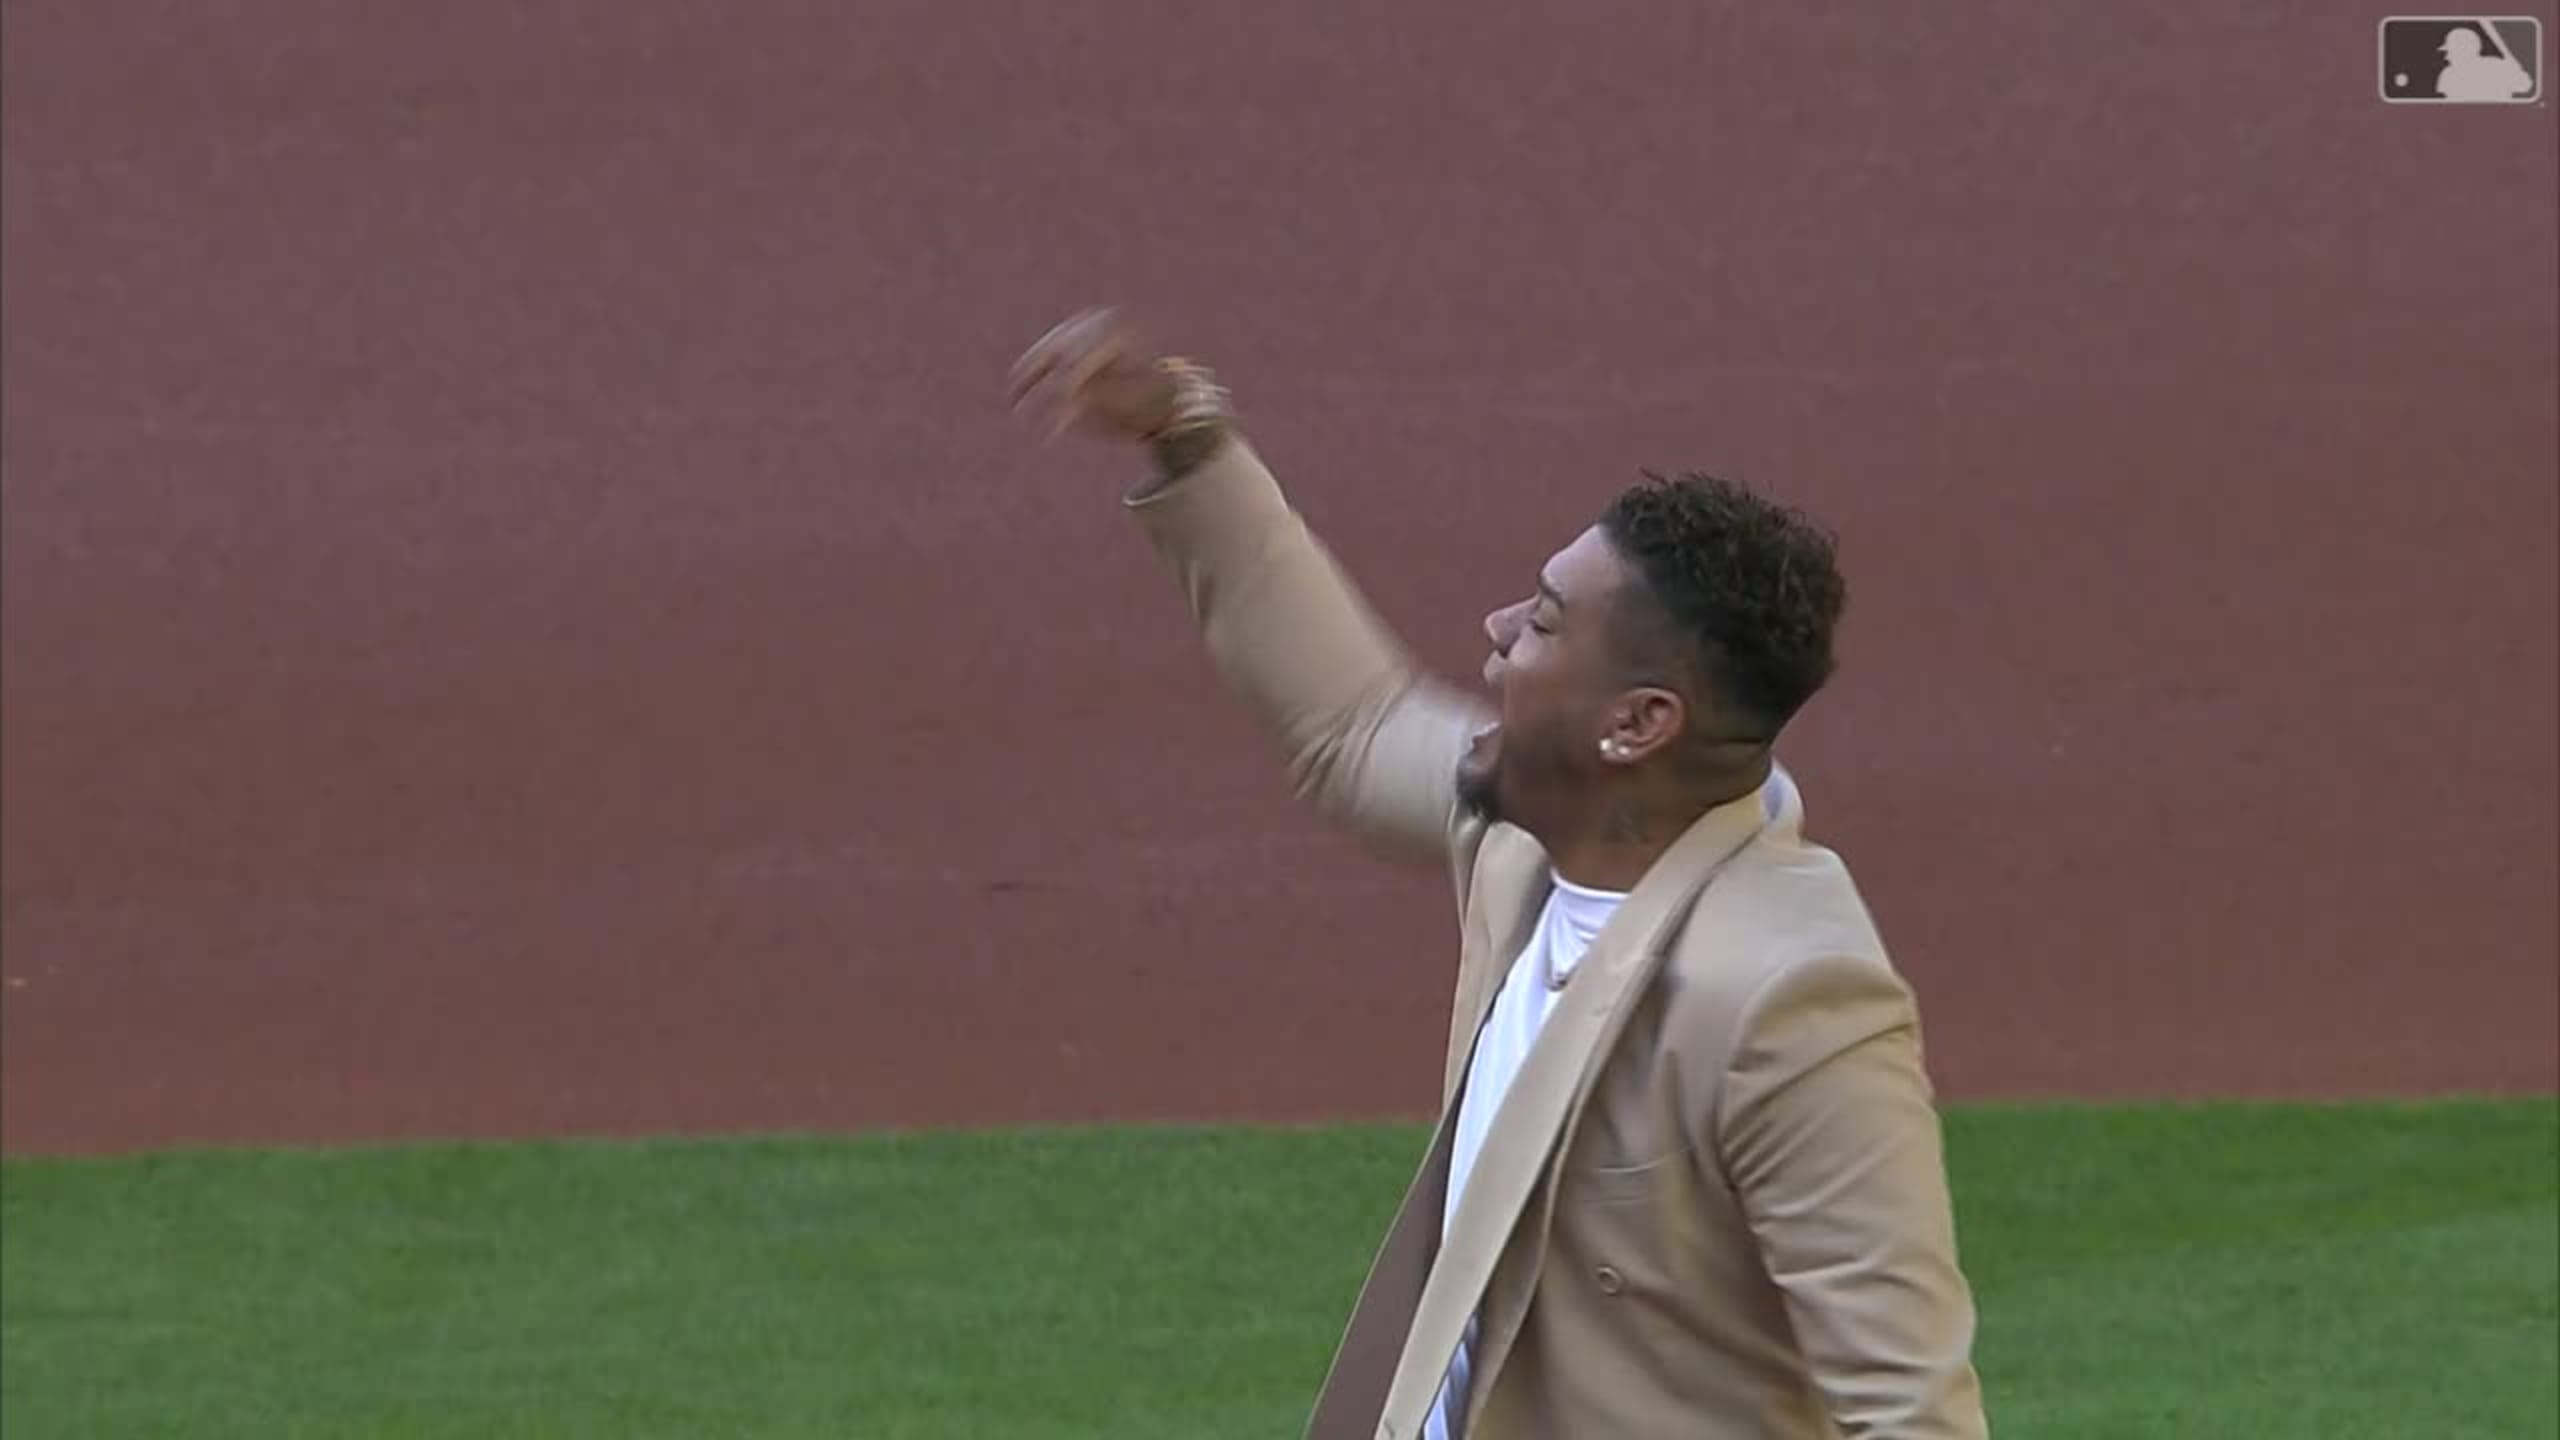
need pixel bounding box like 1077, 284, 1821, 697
1456, 525, 1642, 827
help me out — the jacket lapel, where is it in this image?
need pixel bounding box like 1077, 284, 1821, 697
1301, 1106, 1458, 1440
1372, 788, 1775, 1439
1444, 832, 1554, 1107
1307, 827, 1549, 1440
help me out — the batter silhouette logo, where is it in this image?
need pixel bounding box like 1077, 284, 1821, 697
2379, 17, 2542, 102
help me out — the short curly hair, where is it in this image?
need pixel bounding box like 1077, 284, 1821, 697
1596, 470, 1846, 740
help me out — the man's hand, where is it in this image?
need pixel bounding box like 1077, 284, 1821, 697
1007, 306, 1207, 445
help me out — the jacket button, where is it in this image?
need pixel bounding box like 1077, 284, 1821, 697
1595, 1265, 1625, 1294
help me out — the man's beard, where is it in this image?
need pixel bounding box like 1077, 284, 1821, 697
1456, 756, 1503, 824
1457, 723, 1570, 828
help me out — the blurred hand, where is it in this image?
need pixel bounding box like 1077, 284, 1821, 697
1006, 306, 1186, 444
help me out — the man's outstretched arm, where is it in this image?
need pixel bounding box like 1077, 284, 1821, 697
1010, 308, 1491, 863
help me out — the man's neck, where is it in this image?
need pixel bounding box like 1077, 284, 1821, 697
1541, 766, 1768, 892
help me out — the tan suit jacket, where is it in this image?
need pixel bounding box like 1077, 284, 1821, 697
1125, 434, 1987, 1439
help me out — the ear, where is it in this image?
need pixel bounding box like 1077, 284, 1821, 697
1596, 686, 1686, 765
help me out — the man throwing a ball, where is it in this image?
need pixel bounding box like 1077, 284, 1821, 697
1010, 308, 1987, 1439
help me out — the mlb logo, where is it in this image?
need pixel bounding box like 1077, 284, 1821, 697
2379, 17, 2543, 102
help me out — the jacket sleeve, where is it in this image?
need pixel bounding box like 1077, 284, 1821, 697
1122, 433, 1491, 865
1715, 953, 1990, 1438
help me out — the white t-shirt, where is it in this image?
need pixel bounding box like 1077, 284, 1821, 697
1424, 870, 1627, 1440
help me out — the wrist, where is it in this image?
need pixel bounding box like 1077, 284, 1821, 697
1144, 419, 1233, 484
1136, 356, 1238, 487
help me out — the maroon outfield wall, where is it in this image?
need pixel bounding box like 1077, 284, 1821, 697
3, 1, 2554, 1154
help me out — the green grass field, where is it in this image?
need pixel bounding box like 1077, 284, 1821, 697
4, 1099, 2553, 1438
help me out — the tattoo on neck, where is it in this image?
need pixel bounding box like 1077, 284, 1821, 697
1602, 801, 1652, 845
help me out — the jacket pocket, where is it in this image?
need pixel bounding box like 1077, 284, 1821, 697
1560, 1142, 1693, 1209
